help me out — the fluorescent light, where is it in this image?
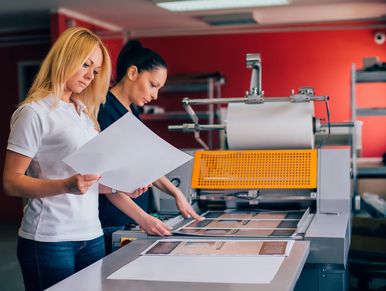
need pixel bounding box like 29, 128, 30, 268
200, 13, 258, 26
155, 0, 291, 12
253, 3, 386, 24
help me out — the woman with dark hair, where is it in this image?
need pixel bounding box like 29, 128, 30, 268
98, 40, 202, 254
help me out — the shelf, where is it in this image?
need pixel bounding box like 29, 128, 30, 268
141, 111, 211, 121
356, 70, 386, 83
152, 72, 225, 149
356, 107, 386, 116
351, 63, 386, 195
163, 83, 209, 93
358, 167, 386, 178
357, 157, 386, 178
162, 72, 225, 93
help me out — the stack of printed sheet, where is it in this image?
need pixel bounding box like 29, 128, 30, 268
108, 239, 294, 284
174, 210, 304, 237
108, 209, 304, 284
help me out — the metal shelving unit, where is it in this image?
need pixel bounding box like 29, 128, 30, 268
141, 111, 211, 121
351, 64, 386, 197
140, 72, 225, 148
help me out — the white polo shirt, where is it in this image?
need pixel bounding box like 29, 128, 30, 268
7, 95, 103, 242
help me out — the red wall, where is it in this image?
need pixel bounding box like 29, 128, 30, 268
139, 28, 386, 157
1, 19, 385, 222
51, 13, 113, 41
50, 13, 124, 80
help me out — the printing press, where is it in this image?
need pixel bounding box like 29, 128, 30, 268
47, 54, 352, 291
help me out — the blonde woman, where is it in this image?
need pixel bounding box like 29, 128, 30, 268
2, 27, 147, 291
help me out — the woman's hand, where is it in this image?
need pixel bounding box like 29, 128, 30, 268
152, 177, 204, 221
99, 184, 152, 198
138, 214, 172, 236
65, 174, 100, 194
175, 193, 204, 221
124, 184, 152, 198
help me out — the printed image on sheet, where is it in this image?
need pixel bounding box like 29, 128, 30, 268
173, 210, 301, 237
203, 210, 305, 220
143, 239, 292, 256
176, 228, 296, 237
184, 219, 299, 229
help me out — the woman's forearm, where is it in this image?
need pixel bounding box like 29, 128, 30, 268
3, 150, 69, 198
4, 174, 68, 199
104, 192, 172, 236
153, 176, 183, 198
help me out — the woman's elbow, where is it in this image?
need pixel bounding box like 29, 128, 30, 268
3, 175, 18, 197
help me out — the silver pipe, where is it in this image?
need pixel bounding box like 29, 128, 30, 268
183, 102, 199, 124
250, 63, 262, 95
169, 121, 354, 132
321, 122, 355, 128
186, 97, 248, 105
208, 78, 214, 149
185, 95, 328, 105
194, 131, 209, 150
168, 124, 226, 132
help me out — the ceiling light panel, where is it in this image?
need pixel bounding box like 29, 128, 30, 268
253, 3, 386, 24
200, 13, 258, 26
155, 0, 290, 12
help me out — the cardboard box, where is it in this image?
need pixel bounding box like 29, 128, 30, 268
357, 179, 386, 198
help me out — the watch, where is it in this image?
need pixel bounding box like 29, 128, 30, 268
111, 188, 118, 194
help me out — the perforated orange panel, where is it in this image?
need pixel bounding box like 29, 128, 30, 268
191, 150, 317, 189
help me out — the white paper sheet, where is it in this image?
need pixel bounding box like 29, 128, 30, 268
108, 239, 294, 284
107, 255, 284, 284
63, 113, 192, 192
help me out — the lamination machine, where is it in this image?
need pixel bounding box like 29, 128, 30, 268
47, 54, 353, 291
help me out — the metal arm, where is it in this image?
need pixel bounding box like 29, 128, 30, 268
168, 53, 345, 149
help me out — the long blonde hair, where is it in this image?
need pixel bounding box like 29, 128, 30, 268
22, 27, 111, 128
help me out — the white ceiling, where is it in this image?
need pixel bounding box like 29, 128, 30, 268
0, 0, 385, 37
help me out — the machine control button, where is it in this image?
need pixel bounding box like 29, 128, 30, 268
171, 178, 181, 187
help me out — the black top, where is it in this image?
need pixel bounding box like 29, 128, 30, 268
98, 91, 148, 227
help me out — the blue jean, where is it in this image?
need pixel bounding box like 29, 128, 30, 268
17, 236, 104, 291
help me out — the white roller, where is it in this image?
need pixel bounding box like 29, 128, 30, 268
226, 102, 315, 150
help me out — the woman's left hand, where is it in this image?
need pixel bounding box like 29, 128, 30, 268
123, 185, 151, 198
175, 193, 204, 221
99, 184, 151, 198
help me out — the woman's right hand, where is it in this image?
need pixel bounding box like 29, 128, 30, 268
64, 174, 100, 194
138, 214, 172, 236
